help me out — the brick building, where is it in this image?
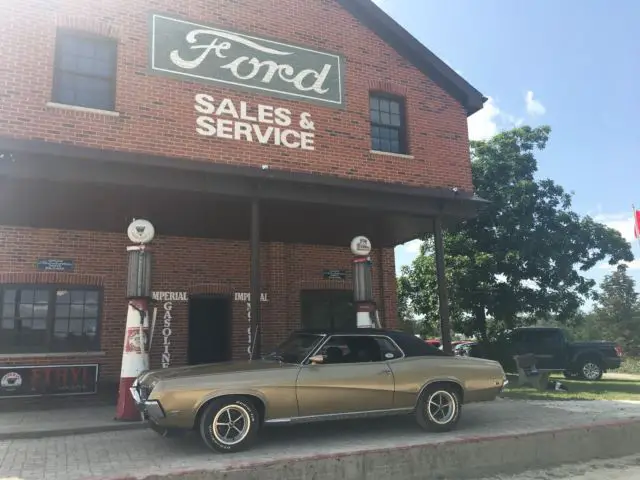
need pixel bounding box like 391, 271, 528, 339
0, 0, 485, 394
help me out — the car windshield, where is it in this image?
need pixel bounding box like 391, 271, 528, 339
263, 332, 325, 364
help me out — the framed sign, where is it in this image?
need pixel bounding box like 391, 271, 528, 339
36, 259, 75, 272
150, 14, 345, 107
323, 269, 347, 280
0, 364, 99, 398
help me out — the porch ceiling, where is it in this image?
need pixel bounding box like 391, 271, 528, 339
0, 139, 488, 248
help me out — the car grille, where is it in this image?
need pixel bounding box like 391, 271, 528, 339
138, 384, 153, 402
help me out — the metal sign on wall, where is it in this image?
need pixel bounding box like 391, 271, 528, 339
0, 364, 99, 398
149, 14, 345, 107
36, 259, 74, 272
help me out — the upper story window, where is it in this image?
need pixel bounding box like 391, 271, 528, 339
369, 93, 407, 155
52, 30, 117, 111
0, 285, 101, 354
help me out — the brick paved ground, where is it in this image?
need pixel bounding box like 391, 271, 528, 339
0, 405, 143, 440
1, 399, 640, 480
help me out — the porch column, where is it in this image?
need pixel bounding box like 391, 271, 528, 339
250, 197, 261, 359
433, 216, 452, 354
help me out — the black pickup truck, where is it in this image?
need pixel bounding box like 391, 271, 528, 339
470, 327, 623, 381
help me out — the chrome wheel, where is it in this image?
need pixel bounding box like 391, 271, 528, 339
426, 390, 457, 425
212, 404, 251, 446
582, 362, 602, 381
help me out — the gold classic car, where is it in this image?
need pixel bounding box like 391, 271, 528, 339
130, 328, 507, 453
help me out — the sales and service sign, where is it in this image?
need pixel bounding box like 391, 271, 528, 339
150, 14, 345, 107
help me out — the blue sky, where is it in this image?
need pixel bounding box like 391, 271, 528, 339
379, 0, 640, 302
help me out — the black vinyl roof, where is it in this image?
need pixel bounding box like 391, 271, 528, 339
336, 0, 486, 116
294, 328, 450, 357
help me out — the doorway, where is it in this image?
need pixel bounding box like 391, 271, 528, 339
300, 289, 356, 331
188, 295, 232, 365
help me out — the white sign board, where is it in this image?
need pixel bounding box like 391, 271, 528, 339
151, 292, 187, 369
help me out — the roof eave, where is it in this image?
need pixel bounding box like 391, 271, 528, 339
339, 0, 486, 117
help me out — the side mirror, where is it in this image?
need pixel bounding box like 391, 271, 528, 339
309, 354, 324, 364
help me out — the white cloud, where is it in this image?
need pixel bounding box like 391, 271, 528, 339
468, 96, 500, 141
403, 239, 422, 254
468, 96, 523, 141
593, 211, 639, 271
525, 90, 546, 116
593, 212, 637, 243
598, 259, 640, 271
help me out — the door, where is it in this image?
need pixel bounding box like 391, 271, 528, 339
530, 330, 565, 370
295, 334, 394, 417
188, 295, 232, 365
300, 290, 355, 331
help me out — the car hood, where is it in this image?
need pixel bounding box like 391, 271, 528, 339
140, 360, 291, 382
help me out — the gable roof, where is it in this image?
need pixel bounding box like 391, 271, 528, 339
336, 0, 486, 116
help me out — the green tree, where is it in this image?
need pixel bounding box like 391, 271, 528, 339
589, 265, 640, 354
399, 125, 634, 341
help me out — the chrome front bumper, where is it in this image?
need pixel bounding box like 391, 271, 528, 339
130, 378, 166, 420
500, 377, 509, 393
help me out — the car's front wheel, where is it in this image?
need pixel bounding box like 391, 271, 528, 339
415, 384, 461, 432
198, 396, 260, 453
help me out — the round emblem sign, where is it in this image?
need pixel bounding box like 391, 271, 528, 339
1, 371, 22, 391
127, 219, 155, 244
350, 236, 372, 256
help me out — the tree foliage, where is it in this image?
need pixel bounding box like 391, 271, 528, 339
573, 265, 640, 354
398, 125, 634, 341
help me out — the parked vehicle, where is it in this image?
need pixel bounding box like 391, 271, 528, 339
130, 328, 507, 453
453, 341, 475, 356
474, 327, 622, 381
425, 338, 441, 348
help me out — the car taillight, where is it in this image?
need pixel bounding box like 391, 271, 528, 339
615, 345, 623, 357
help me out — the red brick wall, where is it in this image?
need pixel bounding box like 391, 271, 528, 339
0, 226, 397, 382
0, 0, 472, 191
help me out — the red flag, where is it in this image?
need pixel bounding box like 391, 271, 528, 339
635, 207, 640, 239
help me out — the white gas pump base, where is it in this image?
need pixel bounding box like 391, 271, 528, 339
115, 299, 150, 421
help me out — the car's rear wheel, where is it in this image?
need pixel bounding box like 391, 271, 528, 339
198, 396, 260, 453
580, 360, 603, 381
415, 384, 461, 432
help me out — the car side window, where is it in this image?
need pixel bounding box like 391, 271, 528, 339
316, 335, 384, 364
375, 336, 403, 360
535, 330, 562, 352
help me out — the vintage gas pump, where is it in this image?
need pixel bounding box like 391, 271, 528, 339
351, 236, 380, 328
115, 218, 154, 421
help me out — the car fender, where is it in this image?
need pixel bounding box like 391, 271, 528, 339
193, 388, 270, 416
571, 349, 605, 366
415, 376, 465, 407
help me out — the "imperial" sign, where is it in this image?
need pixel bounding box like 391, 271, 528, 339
150, 14, 345, 107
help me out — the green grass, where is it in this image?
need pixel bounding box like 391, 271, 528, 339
501, 374, 640, 401
619, 356, 640, 375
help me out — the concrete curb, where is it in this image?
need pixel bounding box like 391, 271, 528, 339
104, 418, 640, 480
0, 421, 145, 440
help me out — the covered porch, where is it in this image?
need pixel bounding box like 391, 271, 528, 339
0, 137, 487, 353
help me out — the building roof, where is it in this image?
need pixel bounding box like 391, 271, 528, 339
337, 0, 486, 116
